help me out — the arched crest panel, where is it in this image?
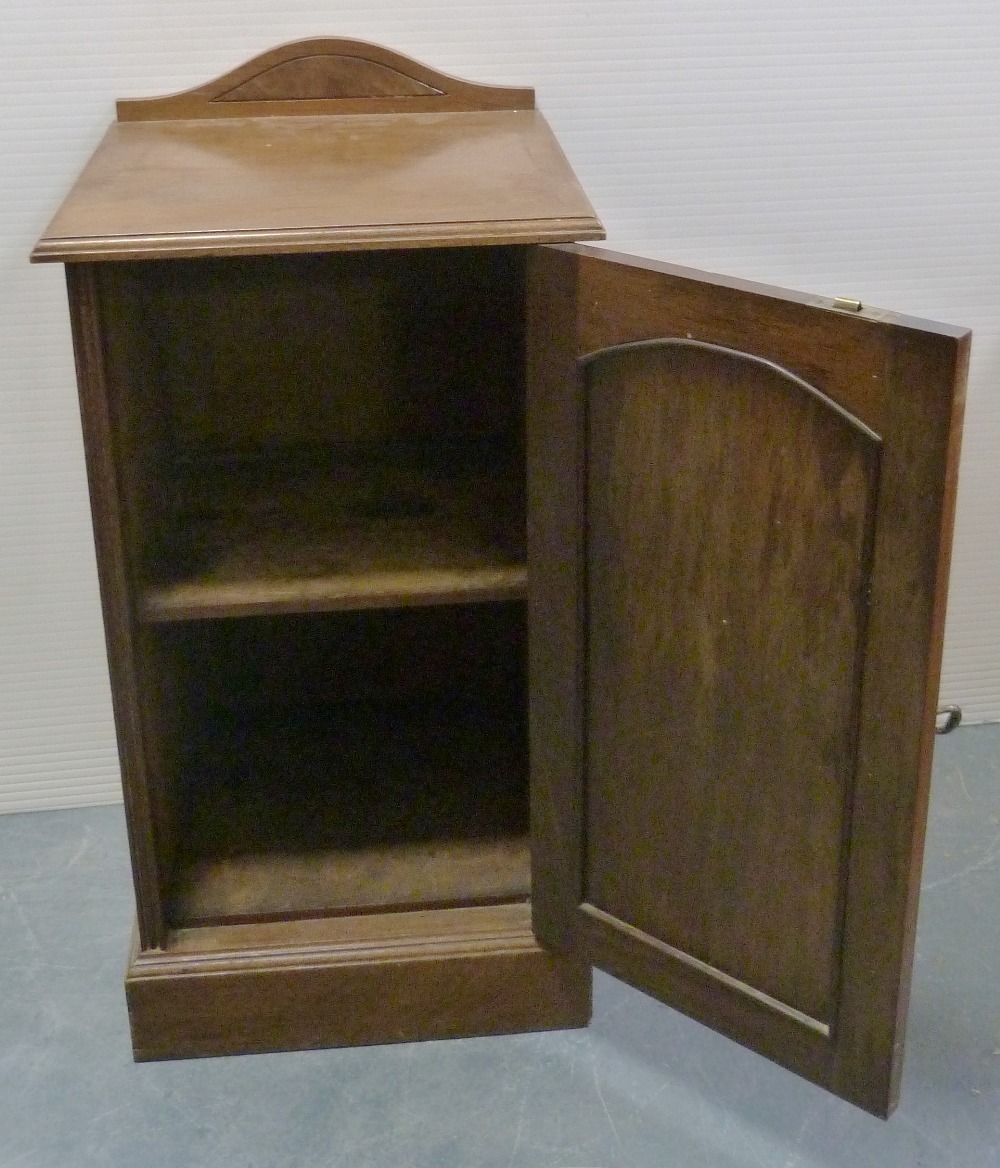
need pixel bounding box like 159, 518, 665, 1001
116, 38, 535, 121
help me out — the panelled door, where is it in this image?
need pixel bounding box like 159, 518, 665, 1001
527, 243, 968, 1117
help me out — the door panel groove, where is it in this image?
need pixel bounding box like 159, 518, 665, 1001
580, 337, 882, 442
580, 903, 831, 1037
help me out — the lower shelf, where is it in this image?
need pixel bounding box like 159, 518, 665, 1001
169, 693, 530, 926
125, 903, 592, 1060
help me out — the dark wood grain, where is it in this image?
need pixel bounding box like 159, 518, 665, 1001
528, 244, 969, 1116
831, 319, 969, 1110
525, 246, 585, 951
65, 265, 171, 949
125, 905, 591, 1059
216, 55, 442, 103
585, 339, 880, 1026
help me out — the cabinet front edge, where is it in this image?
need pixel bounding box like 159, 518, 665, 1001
31, 218, 605, 263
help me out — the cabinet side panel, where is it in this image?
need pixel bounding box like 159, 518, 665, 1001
526, 247, 586, 948
65, 264, 170, 947
96, 266, 184, 917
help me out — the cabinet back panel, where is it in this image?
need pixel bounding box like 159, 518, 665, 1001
163, 603, 526, 711
118, 246, 525, 459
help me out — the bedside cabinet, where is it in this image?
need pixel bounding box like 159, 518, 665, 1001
33, 38, 968, 1118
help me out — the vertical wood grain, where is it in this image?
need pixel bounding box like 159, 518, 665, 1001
831, 324, 970, 1112
528, 243, 969, 1116
526, 245, 586, 949
584, 340, 880, 1025
64, 263, 167, 948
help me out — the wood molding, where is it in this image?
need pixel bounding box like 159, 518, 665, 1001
32, 216, 604, 265
116, 39, 535, 121
125, 906, 591, 1059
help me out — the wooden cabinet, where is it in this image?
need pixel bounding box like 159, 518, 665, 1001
33, 39, 968, 1118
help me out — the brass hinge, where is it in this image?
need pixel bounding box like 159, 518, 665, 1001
831, 297, 864, 313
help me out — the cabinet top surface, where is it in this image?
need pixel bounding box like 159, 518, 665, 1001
34, 39, 603, 262
33, 108, 603, 262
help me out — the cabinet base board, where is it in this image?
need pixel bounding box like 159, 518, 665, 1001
125, 903, 591, 1060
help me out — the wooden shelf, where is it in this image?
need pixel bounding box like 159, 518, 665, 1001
142, 454, 526, 621
144, 566, 527, 622
169, 693, 530, 927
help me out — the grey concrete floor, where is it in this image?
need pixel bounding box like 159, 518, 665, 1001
1, 725, 999, 1167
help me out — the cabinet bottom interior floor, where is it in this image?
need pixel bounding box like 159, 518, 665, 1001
150, 603, 530, 928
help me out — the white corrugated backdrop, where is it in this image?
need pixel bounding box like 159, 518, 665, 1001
3, 1, 998, 812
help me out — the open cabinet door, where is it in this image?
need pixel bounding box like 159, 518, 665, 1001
527, 243, 968, 1117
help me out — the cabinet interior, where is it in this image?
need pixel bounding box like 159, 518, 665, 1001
157, 606, 529, 927
98, 245, 531, 928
